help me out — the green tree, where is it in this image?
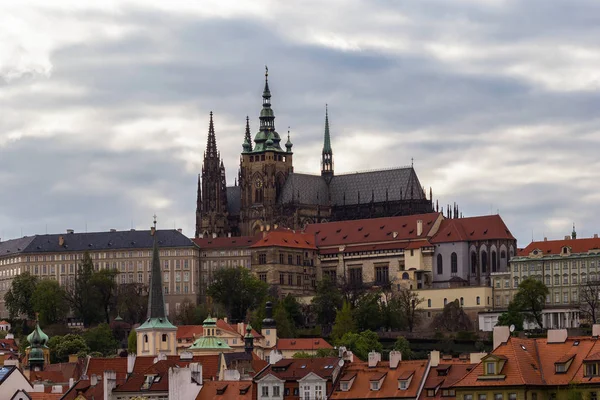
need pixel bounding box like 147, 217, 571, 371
116, 283, 148, 324
84, 323, 119, 356
393, 336, 414, 360
174, 298, 199, 325
4, 272, 38, 319
311, 277, 343, 330
511, 277, 549, 328
281, 295, 304, 327
208, 267, 268, 322
336, 330, 382, 361
128, 329, 137, 354
331, 301, 356, 342
49, 334, 89, 363
496, 301, 524, 331
65, 252, 101, 326
316, 348, 338, 357
273, 302, 296, 338
431, 300, 473, 332
396, 289, 424, 332
31, 280, 69, 326
90, 268, 118, 324
353, 292, 383, 332
293, 351, 313, 358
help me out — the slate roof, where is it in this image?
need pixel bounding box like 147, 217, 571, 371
277, 167, 426, 207
20, 229, 192, 253
0, 236, 36, 257
226, 186, 241, 216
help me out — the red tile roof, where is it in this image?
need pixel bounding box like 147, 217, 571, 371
196, 381, 254, 400
61, 379, 104, 400
192, 235, 260, 249
418, 361, 475, 400
331, 360, 429, 399
255, 357, 340, 381
85, 357, 128, 382
305, 213, 442, 248
176, 320, 262, 341
115, 359, 181, 393
25, 393, 63, 400
276, 338, 333, 351
132, 355, 220, 381
430, 215, 515, 244
518, 237, 600, 257
251, 230, 316, 250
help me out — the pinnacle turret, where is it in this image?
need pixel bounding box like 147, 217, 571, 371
242, 116, 253, 152
206, 111, 218, 158
321, 104, 334, 182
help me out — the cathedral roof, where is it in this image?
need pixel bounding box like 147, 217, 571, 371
226, 186, 241, 216
430, 215, 515, 244
277, 166, 426, 206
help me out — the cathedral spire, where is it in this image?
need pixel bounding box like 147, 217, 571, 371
206, 111, 218, 158
147, 216, 168, 320
254, 66, 281, 152
242, 116, 253, 152
321, 104, 334, 183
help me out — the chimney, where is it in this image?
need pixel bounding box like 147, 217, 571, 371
90, 374, 98, 387
158, 352, 167, 361
199, 233, 204, 238
178, 228, 183, 233
0, 354, 5, 365
223, 369, 241, 381
5, 333, 13, 339
417, 220, 423, 236
592, 324, 600, 337
262, 230, 268, 238
127, 353, 136, 374
69, 378, 74, 388
191, 363, 203, 385
430, 350, 440, 367
469, 352, 487, 364
227, 232, 231, 238
564, 235, 570, 240
59, 236, 65, 246
368, 351, 381, 368
595, 234, 599, 239
66, 229, 74, 234
33, 384, 45, 393
493, 326, 511, 350
103, 370, 117, 400
51, 385, 63, 394
393, 232, 398, 239
110, 229, 116, 232
212, 232, 217, 239
223, 317, 228, 324
389, 351, 402, 369
151, 227, 156, 236
544, 237, 547, 241
68, 354, 78, 363
547, 329, 568, 343
269, 351, 283, 365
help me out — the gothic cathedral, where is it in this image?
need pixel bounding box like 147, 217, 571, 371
195, 68, 434, 238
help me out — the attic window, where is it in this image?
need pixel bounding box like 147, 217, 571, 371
380, 225, 385, 229
409, 229, 414, 234
470, 231, 475, 235
321, 237, 327, 241
447, 232, 451, 236
358, 227, 363, 231
301, 365, 306, 368
574, 341, 580, 346
283, 239, 288, 243
336, 229, 342, 233
521, 345, 527, 351
483, 229, 488, 234
343, 235, 348, 239
216, 385, 228, 395
364, 234, 370, 238
294, 240, 299, 244
402, 224, 407, 228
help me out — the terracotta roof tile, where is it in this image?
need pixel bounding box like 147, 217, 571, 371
132, 355, 219, 381
305, 213, 442, 248
192, 235, 260, 249
518, 237, 600, 256
86, 357, 128, 381
419, 361, 475, 400
26, 393, 63, 400
331, 360, 428, 400
255, 357, 340, 381
431, 215, 515, 244
196, 381, 254, 400
276, 338, 333, 351
251, 230, 316, 250
176, 321, 262, 341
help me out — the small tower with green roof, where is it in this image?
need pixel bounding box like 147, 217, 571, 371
136, 217, 177, 356
26, 321, 49, 371
188, 315, 233, 354
244, 324, 254, 354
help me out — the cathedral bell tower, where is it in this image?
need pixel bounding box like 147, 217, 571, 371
239, 67, 294, 236
195, 112, 230, 238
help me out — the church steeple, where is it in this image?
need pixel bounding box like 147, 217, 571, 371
321, 104, 334, 183
136, 218, 177, 356
242, 116, 253, 153
253, 66, 283, 152
206, 111, 218, 159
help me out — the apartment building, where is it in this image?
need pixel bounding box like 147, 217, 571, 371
192, 235, 259, 303
0, 229, 198, 319
485, 231, 600, 330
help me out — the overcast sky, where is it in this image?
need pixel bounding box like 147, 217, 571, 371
1, 0, 600, 245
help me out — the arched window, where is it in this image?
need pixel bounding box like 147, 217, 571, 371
428, 299, 432, 308
437, 254, 443, 275
402, 272, 409, 280
491, 251, 497, 272
460, 297, 464, 306
481, 251, 488, 273
451, 253, 458, 275
443, 298, 448, 306
471, 252, 477, 274
500, 250, 506, 259
514, 277, 519, 288
144, 335, 148, 343
476, 296, 481, 305
162, 334, 167, 342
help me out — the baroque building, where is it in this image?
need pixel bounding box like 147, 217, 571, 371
195, 68, 435, 238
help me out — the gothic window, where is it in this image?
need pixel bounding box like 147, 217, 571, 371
481, 251, 488, 273
349, 267, 363, 286
471, 252, 477, 274
451, 253, 458, 275
491, 251, 497, 272
437, 254, 443, 275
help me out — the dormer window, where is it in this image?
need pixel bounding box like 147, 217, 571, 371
555, 354, 575, 374
478, 355, 507, 380
585, 363, 599, 377
486, 362, 496, 375
371, 382, 380, 391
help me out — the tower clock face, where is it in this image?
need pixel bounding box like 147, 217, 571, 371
255, 178, 263, 188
